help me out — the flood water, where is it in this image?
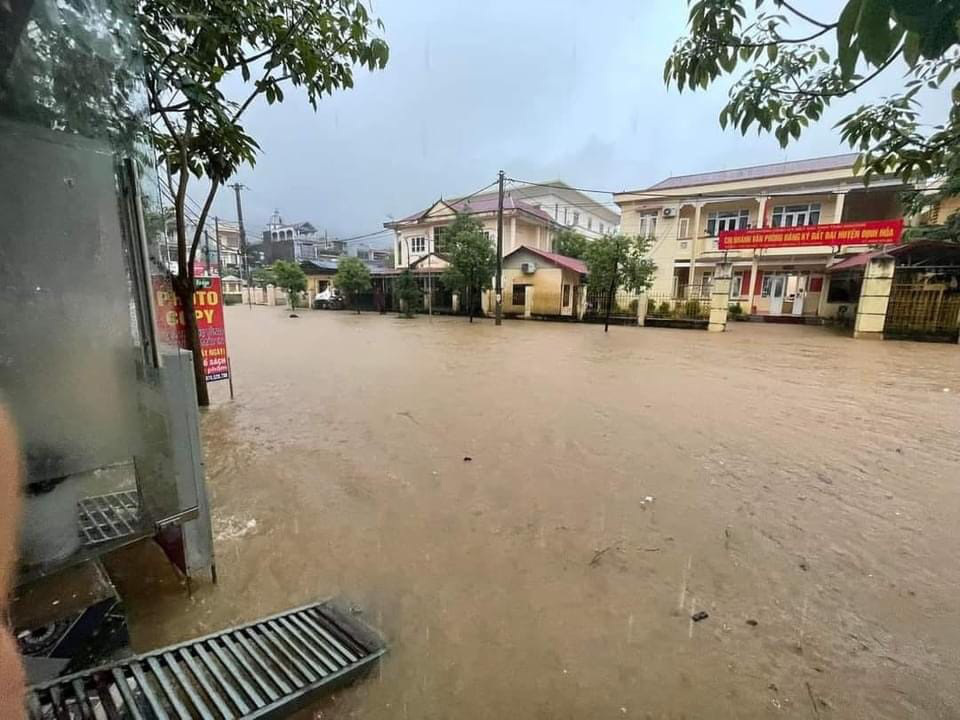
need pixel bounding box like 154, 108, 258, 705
108, 307, 960, 719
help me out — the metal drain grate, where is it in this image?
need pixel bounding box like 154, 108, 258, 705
78, 491, 142, 545
26, 601, 385, 719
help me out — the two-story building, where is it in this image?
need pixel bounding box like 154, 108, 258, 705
385, 194, 560, 268
503, 180, 620, 239
613, 154, 907, 319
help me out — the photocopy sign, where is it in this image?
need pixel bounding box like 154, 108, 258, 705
154, 277, 230, 382
718, 219, 904, 251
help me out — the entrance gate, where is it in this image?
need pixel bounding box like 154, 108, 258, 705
885, 268, 960, 341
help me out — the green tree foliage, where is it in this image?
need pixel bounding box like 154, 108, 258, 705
394, 269, 421, 318
584, 235, 656, 294
140, 0, 388, 403
440, 214, 496, 322
251, 266, 277, 288
271, 260, 307, 310
663, 1, 960, 218
552, 228, 590, 258
334, 257, 371, 313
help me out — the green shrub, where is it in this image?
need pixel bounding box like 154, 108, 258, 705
657, 301, 671, 316
224, 293, 242, 305
681, 299, 703, 318
628, 299, 639, 314
647, 299, 656, 314
727, 302, 743, 316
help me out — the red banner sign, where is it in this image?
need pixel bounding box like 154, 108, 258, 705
154, 277, 230, 382
718, 219, 903, 250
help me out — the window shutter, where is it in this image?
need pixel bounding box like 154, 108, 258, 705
753, 270, 764, 296
809, 276, 823, 292
741, 272, 751, 295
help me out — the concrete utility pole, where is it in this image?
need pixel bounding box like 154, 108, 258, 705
214, 216, 223, 278
230, 183, 251, 309
495, 170, 505, 326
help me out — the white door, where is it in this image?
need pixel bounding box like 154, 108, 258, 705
769, 274, 786, 315
791, 275, 807, 316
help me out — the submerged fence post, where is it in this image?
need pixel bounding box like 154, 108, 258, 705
637, 290, 648, 327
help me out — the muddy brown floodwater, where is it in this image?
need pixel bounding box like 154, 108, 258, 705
107, 306, 960, 719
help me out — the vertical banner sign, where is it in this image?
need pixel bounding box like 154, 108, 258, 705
154, 277, 230, 382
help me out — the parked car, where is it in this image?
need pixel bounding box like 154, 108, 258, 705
314, 287, 344, 310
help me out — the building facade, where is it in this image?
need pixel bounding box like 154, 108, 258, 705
490, 181, 620, 239
263, 210, 344, 262
385, 194, 561, 269
613, 154, 908, 319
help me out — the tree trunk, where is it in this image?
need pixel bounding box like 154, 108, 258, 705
174, 279, 210, 407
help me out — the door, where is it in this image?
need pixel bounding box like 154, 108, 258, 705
791, 274, 807, 315
769, 274, 786, 315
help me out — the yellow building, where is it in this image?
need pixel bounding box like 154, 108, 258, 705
613, 154, 907, 319
501, 246, 587, 318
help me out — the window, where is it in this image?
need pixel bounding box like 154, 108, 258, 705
706, 209, 749, 236
562, 284, 571, 306
482, 231, 491, 242
761, 274, 775, 297
563, 208, 568, 224
433, 226, 446, 252
638, 212, 658, 238
827, 273, 861, 302
410, 236, 426, 254
730, 272, 744, 298
772, 203, 821, 227
512, 284, 527, 306
599, 223, 604, 234
573, 211, 580, 226
677, 217, 690, 239
587, 217, 593, 230
396, 240, 402, 259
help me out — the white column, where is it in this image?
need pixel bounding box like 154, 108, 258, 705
853, 255, 895, 339
833, 191, 847, 223
690, 202, 703, 295
510, 217, 517, 252
746, 253, 759, 314
756, 195, 769, 228
708, 262, 733, 332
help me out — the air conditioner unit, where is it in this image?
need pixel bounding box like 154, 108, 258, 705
520, 262, 536, 274
662, 207, 675, 218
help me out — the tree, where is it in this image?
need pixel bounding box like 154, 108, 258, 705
250, 266, 277, 288
272, 260, 307, 310
585, 234, 657, 294
552, 228, 590, 259
663, 1, 960, 221
394, 270, 421, 318
440, 214, 496, 323
335, 257, 371, 313
140, 0, 389, 405
585, 234, 657, 332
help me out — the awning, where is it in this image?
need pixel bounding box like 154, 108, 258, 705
827, 241, 960, 273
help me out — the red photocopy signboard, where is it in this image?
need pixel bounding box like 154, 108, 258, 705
718, 219, 903, 250
154, 276, 230, 382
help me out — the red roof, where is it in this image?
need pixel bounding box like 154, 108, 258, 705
507, 245, 588, 274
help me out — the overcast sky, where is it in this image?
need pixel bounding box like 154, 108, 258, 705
206, 0, 950, 246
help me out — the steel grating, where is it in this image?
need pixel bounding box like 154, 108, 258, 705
26, 601, 386, 719
78, 491, 142, 545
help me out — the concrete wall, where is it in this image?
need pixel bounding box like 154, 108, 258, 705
502, 248, 582, 316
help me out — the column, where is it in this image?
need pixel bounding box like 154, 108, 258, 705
756, 195, 769, 228
690, 202, 703, 295
708, 262, 733, 332
637, 290, 648, 327
833, 191, 847, 223
452, 292, 460, 313
524, 286, 534, 319
577, 286, 587, 320
746, 253, 759, 314
510, 217, 517, 252
853, 255, 895, 339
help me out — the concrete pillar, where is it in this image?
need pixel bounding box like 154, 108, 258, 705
708, 262, 733, 332
833, 191, 847, 223
577, 286, 587, 320
690, 202, 703, 288
524, 286, 534, 319
756, 195, 769, 228
452, 292, 460, 313
746, 253, 759, 314
423, 291, 430, 312
637, 290, 648, 327
853, 255, 895, 339
510, 216, 517, 252
266, 284, 276, 306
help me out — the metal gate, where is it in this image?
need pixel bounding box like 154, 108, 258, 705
27, 601, 385, 719
885, 271, 960, 342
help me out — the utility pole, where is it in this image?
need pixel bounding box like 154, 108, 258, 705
495, 170, 505, 326
214, 216, 224, 278
230, 183, 251, 309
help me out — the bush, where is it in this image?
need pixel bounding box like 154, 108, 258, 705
628, 299, 639, 314
657, 301, 672, 316
681, 299, 703, 318
728, 302, 743, 316
224, 293, 242, 305
647, 299, 656, 314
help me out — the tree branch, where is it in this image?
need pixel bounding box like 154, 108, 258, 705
772, 47, 904, 98
776, 1, 836, 30
711, 24, 832, 48
188, 178, 222, 272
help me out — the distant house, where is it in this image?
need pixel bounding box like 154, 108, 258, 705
160, 218, 243, 276
385, 194, 559, 269
263, 209, 344, 263
501, 246, 587, 318
504, 180, 620, 239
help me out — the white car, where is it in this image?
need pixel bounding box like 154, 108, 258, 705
314, 287, 344, 310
